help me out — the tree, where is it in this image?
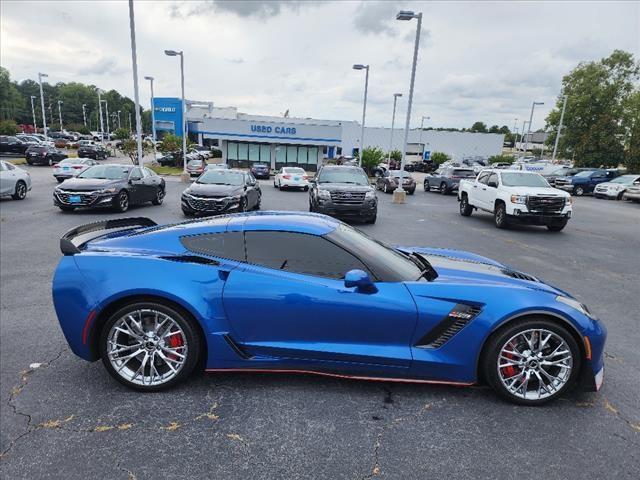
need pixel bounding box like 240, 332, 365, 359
113, 127, 130, 141
389, 149, 402, 163
488, 154, 515, 164
360, 147, 385, 175
120, 139, 154, 165
488, 125, 501, 134
545, 50, 639, 167
159, 134, 183, 154
469, 122, 488, 133
0, 119, 19, 135
430, 151, 451, 166
0, 67, 24, 121
622, 89, 640, 173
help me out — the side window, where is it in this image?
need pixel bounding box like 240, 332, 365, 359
180, 232, 246, 262
245, 231, 370, 279
477, 172, 490, 184
0, 162, 6, 171
130, 167, 142, 180
487, 173, 498, 187
5, 162, 15, 171
144, 167, 156, 177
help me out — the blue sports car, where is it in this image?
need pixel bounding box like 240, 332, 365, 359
52, 212, 606, 405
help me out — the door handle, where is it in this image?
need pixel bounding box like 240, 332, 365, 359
482, 187, 487, 191
473, 185, 477, 188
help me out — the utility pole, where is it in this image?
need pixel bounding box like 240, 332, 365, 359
30, 96, 37, 132
551, 95, 568, 162
388, 93, 402, 164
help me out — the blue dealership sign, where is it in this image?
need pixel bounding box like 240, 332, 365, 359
152, 98, 183, 136
423, 150, 431, 161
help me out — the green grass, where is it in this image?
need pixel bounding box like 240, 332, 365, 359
7, 158, 26, 165
148, 164, 184, 176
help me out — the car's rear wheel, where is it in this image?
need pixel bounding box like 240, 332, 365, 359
459, 194, 473, 216
99, 302, 201, 392
12, 180, 27, 200
424, 180, 430, 192
483, 318, 580, 405
114, 191, 129, 212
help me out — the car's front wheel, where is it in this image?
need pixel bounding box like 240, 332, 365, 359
574, 186, 585, 196
114, 191, 129, 212
99, 302, 201, 391
152, 187, 165, 205
12, 180, 27, 200
482, 318, 580, 405
494, 202, 509, 229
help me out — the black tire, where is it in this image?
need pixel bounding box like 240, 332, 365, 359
182, 207, 193, 217
366, 214, 377, 224
254, 194, 261, 210
99, 301, 202, 392
440, 182, 448, 195
574, 186, 584, 196
482, 317, 581, 405
26, 159, 33, 166
309, 201, 315, 212
303, 186, 309, 192
11, 180, 27, 200
152, 187, 165, 205
114, 190, 129, 213
547, 219, 568, 232
459, 194, 473, 216
408, 189, 415, 195
424, 180, 430, 192
58, 205, 75, 212
239, 196, 248, 212
273, 180, 278, 188
494, 202, 509, 229
56, 178, 64, 183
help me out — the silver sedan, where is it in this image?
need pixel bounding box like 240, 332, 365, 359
0, 160, 31, 200
53, 158, 99, 183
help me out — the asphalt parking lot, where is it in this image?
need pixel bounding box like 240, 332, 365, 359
1, 160, 639, 479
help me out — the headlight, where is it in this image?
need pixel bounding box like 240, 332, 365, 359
510, 195, 527, 204
556, 295, 595, 319
365, 190, 376, 199
318, 189, 331, 199
97, 187, 117, 194
226, 194, 242, 202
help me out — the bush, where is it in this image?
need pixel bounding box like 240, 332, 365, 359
488, 154, 515, 164
430, 151, 451, 166
121, 138, 154, 164
113, 127, 130, 141
360, 147, 385, 175
0, 120, 19, 135
389, 149, 402, 163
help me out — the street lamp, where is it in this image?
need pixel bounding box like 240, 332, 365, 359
394, 9, 423, 204
418, 115, 430, 157
101, 99, 110, 134
353, 64, 370, 166
82, 104, 87, 127
57, 100, 64, 131
552, 95, 568, 161
512, 117, 518, 150
97, 89, 105, 141
128, 0, 145, 167
30, 96, 37, 132
37, 73, 48, 139
144, 76, 157, 142
525, 101, 544, 153
117, 110, 122, 129
388, 93, 402, 163
165, 49, 189, 181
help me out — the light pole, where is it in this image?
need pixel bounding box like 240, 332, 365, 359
82, 104, 87, 127
512, 117, 518, 150
57, 100, 63, 130
352, 64, 369, 165
394, 9, 423, 204
37, 73, 48, 139
30, 96, 37, 132
165, 49, 189, 181
551, 95, 568, 162
129, 113, 132, 131
97, 89, 104, 140
388, 93, 402, 163
525, 101, 544, 153
102, 99, 110, 135
117, 110, 122, 129
418, 115, 430, 158
144, 75, 157, 142
128, 0, 144, 167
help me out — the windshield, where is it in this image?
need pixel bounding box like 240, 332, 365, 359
550, 168, 568, 175
188, 160, 203, 166
326, 223, 429, 282
58, 159, 76, 165
78, 165, 128, 180
501, 172, 550, 187
452, 169, 475, 177
283, 167, 305, 174
574, 170, 596, 178
318, 168, 368, 185
197, 170, 244, 185
610, 175, 638, 184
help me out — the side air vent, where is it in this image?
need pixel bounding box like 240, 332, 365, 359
501, 269, 537, 282
159, 255, 220, 266
416, 304, 483, 349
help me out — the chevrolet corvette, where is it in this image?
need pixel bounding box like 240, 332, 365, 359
52, 212, 606, 405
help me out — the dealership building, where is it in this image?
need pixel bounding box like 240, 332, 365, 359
153, 97, 504, 171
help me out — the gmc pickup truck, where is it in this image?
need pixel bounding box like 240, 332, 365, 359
458, 169, 572, 231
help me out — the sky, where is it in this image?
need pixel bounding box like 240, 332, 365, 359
1, 0, 638, 132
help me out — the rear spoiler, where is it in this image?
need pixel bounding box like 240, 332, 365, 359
60, 217, 157, 255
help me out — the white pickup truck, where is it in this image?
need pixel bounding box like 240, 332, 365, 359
458, 169, 572, 231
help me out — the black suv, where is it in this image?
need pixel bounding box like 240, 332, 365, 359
25, 145, 68, 165
309, 165, 377, 223
77, 144, 109, 160
0, 136, 29, 155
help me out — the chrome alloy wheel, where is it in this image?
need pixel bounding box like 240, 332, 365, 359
106, 309, 188, 387
497, 328, 573, 401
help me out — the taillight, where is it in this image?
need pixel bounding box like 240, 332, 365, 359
73, 166, 83, 169
283, 175, 291, 179
303, 175, 309, 180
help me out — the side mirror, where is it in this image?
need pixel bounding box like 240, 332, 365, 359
344, 269, 377, 294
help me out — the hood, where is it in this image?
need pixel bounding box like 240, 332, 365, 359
317, 183, 373, 192
500, 185, 569, 197
596, 181, 626, 189
185, 182, 243, 197
397, 246, 567, 296
58, 177, 124, 190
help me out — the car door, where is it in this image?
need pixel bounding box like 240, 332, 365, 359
246, 173, 260, 207
127, 167, 149, 203
222, 231, 418, 371
0, 162, 12, 195
473, 171, 490, 209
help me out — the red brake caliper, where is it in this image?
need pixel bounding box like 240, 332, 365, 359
502, 341, 518, 378
167, 332, 184, 361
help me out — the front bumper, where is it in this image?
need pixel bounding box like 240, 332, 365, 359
314, 200, 377, 219
252, 171, 270, 179
181, 195, 241, 214
54, 189, 116, 208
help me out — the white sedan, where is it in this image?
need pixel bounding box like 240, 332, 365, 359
594, 174, 640, 200
53, 158, 99, 183
0, 160, 31, 200
273, 167, 310, 190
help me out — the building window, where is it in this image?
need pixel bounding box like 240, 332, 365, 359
238, 143, 249, 161
298, 146, 308, 165
249, 143, 260, 162
308, 147, 318, 165
286, 146, 297, 165
260, 144, 270, 164
227, 142, 238, 160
